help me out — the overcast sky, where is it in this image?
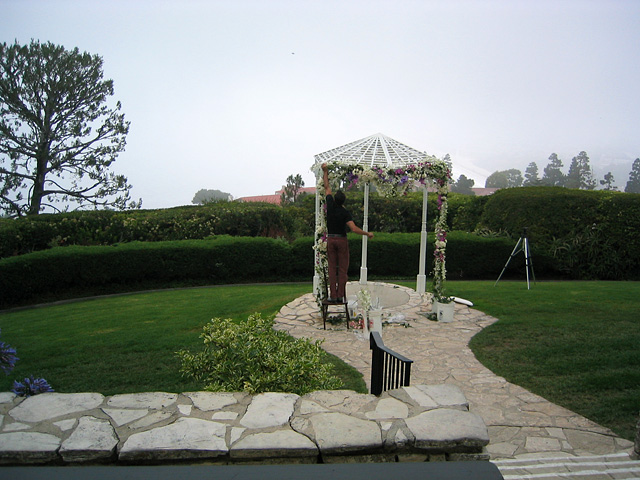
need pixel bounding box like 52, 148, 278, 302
2, 0, 640, 208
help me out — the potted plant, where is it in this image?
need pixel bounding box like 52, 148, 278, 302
435, 295, 455, 323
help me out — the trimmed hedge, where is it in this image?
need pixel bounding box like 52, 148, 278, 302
331, 191, 486, 233
0, 233, 555, 309
0, 236, 298, 308
0, 202, 295, 259
480, 188, 640, 279
0, 193, 487, 260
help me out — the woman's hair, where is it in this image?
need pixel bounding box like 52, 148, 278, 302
334, 190, 346, 206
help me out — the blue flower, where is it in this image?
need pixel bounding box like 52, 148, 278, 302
0, 329, 19, 375
0, 342, 19, 375
12, 376, 54, 397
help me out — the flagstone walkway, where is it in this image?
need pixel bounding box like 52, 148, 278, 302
273, 282, 635, 461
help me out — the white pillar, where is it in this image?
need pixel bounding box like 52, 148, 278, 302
313, 176, 321, 296
359, 182, 370, 285
416, 187, 428, 294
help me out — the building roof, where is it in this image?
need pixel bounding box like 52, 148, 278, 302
313, 133, 428, 168
470, 187, 499, 196
239, 186, 499, 204
237, 194, 281, 204
237, 187, 317, 205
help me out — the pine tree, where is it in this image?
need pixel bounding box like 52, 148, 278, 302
566, 151, 595, 190
0, 40, 137, 217
541, 153, 565, 187
599, 172, 617, 191
625, 158, 640, 193
523, 162, 540, 186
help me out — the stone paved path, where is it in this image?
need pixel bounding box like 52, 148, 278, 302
273, 282, 635, 461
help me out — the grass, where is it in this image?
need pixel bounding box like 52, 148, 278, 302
399, 280, 639, 441
0, 284, 366, 396
1, 280, 637, 441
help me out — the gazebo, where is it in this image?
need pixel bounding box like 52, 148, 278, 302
310, 133, 451, 301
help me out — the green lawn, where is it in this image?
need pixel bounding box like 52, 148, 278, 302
1, 280, 638, 441
0, 284, 366, 395
405, 280, 639, 441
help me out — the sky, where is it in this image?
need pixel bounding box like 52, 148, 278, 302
2, 0, 640, 208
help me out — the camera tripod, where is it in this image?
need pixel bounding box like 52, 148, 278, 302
494, 228, 536, 289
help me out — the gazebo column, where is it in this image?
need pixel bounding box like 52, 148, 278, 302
313, 177, 321, 296
360, 182, 370, 285
416, 186, 428, 294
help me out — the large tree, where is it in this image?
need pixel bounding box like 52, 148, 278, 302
192, 188, 232, 204
565, 151, 596, 190
625, 158, 640, 193
0, 40, 139, 217
485, 169, 523, 188
541, 153, 565, 187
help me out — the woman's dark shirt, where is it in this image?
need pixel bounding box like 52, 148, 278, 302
326, 194, 352, 236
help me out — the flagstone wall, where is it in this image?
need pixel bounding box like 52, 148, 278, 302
0, 385, 489, 465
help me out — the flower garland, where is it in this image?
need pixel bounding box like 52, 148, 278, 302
312, 158, 451, 305
432, 178, 450, 301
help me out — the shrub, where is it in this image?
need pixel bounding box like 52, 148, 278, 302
0, 236, 298, 308
0, 202, 293, 258
176, 313, 342, 395
480, 187, 602, 239
0, 192, 493, 259
480, 188, 640, 279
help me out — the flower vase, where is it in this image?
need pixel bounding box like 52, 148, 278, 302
368, 309, 383, 333
436, 301, 455, 323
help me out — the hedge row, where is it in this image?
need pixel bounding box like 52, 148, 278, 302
5, 188, 637, 261
0, 202, 300, 258
299, 191, 485, 233
0, 192, 481, 259
2, 188, 638, 281
0, 233, 555, 309
479, 187, 640, 279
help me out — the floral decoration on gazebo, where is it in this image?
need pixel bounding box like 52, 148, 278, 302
312, 156, 451, 305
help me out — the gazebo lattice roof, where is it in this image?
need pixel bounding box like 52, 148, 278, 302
313, 133, 427, 168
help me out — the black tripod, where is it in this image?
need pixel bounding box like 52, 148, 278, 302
495, 228, 536, 289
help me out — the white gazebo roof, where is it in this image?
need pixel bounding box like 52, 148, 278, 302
313, 133, 427, 168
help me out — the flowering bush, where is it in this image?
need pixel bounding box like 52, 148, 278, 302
12, 376, 54, 397
1, 329, 53, 396
312, 159, 451, 303
0, 329, 19, 375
